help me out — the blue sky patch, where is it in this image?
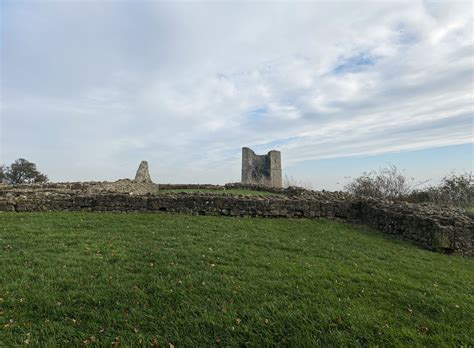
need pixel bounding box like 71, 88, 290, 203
332, 52, 377, 74
246, 106, 268, 119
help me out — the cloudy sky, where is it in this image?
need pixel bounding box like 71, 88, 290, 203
1, 0, 472, 189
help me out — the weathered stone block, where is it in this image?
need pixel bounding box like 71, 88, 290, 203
432, 230, 452, 249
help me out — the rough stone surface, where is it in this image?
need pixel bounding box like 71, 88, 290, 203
0, 180, 160, 196
0, 183, 472, 257
241, 147, 282, 188
135, 161, 152, 183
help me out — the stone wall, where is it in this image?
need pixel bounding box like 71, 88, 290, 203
159, 183, 292, 195
0, 180, 160, 195
0, 183, 472, 256
356, 199, 473, 256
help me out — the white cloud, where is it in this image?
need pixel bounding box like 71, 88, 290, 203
1, 0, 472, 186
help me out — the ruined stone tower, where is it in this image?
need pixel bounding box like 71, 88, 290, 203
241, 147, 282, 188
134, 161, 152, 183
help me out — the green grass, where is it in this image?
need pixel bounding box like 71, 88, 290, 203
0, 213, 473, 347
158, 188, 279, 196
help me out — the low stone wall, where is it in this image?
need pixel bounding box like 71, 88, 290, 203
159, 184, 226, 190
356, 199, 473, 256
0, 180, 160, 195
0, 184, 472, 256
158, 183, 291, 195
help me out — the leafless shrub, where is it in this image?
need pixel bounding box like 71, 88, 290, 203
409, 172, 473, 207
344, 164, 420, 200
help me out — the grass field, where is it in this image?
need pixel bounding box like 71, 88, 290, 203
0, 213, 473, 346
158, 188, 278, 196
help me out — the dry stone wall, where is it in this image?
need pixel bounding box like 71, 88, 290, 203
158, 183, 290, 195
0, 183, 472, 256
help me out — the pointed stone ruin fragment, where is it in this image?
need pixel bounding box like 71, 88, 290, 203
134, 160, 152, 183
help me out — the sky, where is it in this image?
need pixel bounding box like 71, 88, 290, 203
1, 0, 472, 190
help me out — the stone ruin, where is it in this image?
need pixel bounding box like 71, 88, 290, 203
0, 156, 473, 256
135, 160, 152, 183
241, 147, 282, 188
1, 182, 472, 256
90, 160, 158, 194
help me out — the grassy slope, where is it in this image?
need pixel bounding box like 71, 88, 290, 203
0, 213, 472, 347
157, 188, 278, 196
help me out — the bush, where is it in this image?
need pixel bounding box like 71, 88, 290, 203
409, 172, 473, 207
346, 166, 473, 208
0, 165, 6, 183
344, 165, 416, 200
1, 158, 48, 184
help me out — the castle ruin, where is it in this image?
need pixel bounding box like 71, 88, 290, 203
241, 147, 282, 188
